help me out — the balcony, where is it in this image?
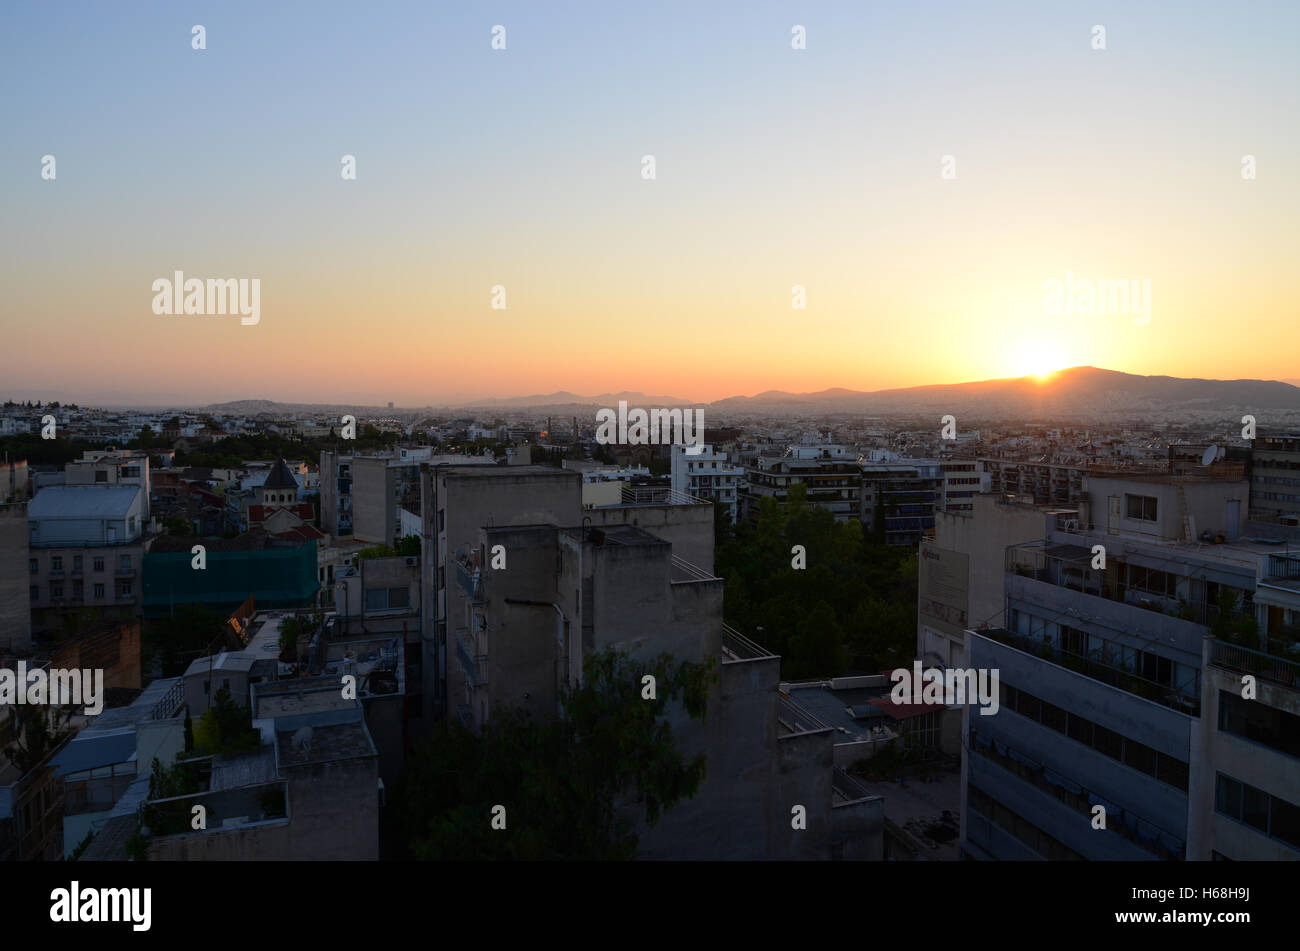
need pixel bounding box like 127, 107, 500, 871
455, 632, 487, 687
114, 567, 136, 578
455, 556, 484, 603
981, 626, 1200, 716
970, 727, 1185, 860
1208, 639, 1300, 690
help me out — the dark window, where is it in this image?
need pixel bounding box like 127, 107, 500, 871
1272, 797, 1300, 849
1124, 739, 1158, 777
388, 586, 410, 609
1067, 713, 1092, 746
1017, 692, 1041, 722
1243, 785, 1269, 832
1125, 494, 1158, 521
1093, 724, 1123, 760
1157, 753, 1190, 791
1219, 690, 1300, 759
1216, 774, 1242, 818
1041, 701, 1067, 734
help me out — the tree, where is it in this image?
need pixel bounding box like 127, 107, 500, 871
3, 704, 76, 774
388, 649, 715, 860
191, 687, 260, 756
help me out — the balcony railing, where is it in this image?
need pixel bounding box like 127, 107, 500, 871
455, 560, 483, 603
1208, 639, 1300, 689
455, 632, 487, 687
721, 624, 777, 661
980, 627, 1200, 716
970, 727, 1185, 860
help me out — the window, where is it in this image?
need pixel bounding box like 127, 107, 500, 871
29, 558, 37, 575
30, 585, 38, 601
1067, 713, 1093, 746
93, 557, 104, 571
1219, 690, 1300, 759
72, 580, 83, 598
94, 470, 108, 483
94, 583, 105, 599
119, 554, 131, 570
51, 556, 62, 570
1125, 494, 1158, 521
1093, 724, 1123, 760
365, 587, 389, 611
118, 581, 132, 597
1124, 739, 1158, 778
73, 555, 82, 570
388, 586, 410, 609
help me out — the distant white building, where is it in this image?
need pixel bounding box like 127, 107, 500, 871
671, 444, 744, 522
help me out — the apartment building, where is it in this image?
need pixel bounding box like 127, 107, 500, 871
1250, 433, 1300, 524
1, 456, 28, 502
1, 503, 32, 653
670, 443, 745, 522
958, 470, 1298, 861
741, 447, 862, 524
418, 465, 583, 725
26, 484, 149, 633
64, 451, 152, 520
451, 519, 882, 859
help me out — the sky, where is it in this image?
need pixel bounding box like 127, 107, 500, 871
2, 1, 1298, 406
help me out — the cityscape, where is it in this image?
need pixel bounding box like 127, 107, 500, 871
1, 0, 1296, 932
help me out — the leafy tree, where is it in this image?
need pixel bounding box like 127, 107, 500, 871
191, 687, 260, 756
389, 649, 715, 860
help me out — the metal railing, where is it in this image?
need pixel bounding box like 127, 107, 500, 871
721, 624, 776, 661
1208, 639, 1300, 689
778, 695, 832, 735
151, 679, 185, 720
979, 628, 1200, 716
970, 728, 1185, 860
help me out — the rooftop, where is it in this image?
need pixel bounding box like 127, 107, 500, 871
27, 484, 141, 519
276, 721, 375, 766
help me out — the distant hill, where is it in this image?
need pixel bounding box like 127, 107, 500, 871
152, 368, 1300, 421
706, 367, 1300, 418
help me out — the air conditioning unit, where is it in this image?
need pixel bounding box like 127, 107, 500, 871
404, 556, 419, 567
342, 556, 355, 567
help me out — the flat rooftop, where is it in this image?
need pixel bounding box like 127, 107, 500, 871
276, 721, 375, 766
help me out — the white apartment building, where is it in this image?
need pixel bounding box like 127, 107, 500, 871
671, 443, 745, 522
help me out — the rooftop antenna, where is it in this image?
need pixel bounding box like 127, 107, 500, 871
1200, 444, 1219, 467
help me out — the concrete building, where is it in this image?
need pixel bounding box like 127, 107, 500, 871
452, 519, 882, 859
64, 451, 152, 520
918, 494, 1076, 670
26, 484, 149, 634
1250, 433, 1300, 525
49, 677, 186, 858
1, 456, 28, 502
419, 465, 583, 725
1, 502, 32, 654
670, 443, 745, 522
956, 470, 1298, 861
742, 449, 863, 524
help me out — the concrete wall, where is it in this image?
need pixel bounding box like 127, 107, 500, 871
1188, 662, 1300, 859
149, 755, 378, 860
588, 501, 714, 572
350, 457, 392, 544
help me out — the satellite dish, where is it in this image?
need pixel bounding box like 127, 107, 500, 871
1201, 444, 1218, 467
